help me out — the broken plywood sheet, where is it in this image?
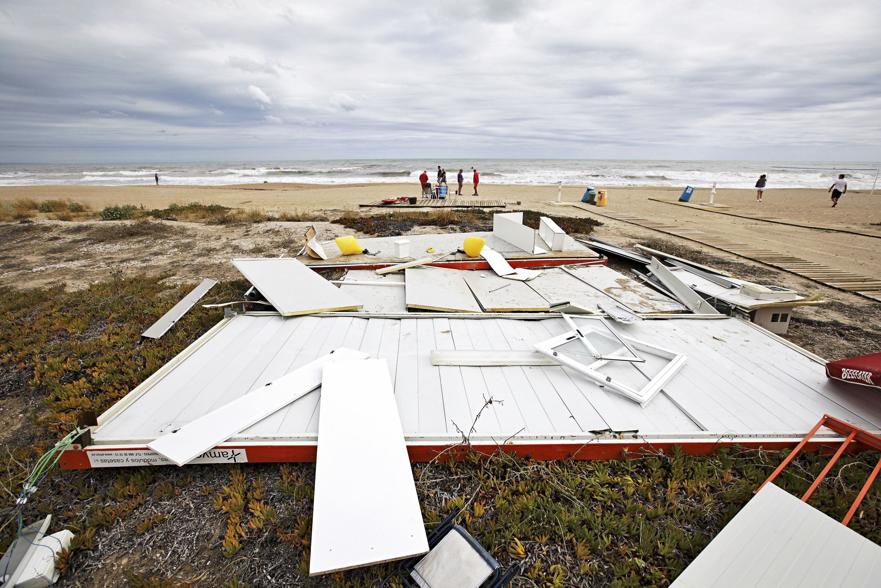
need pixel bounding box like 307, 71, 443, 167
310, 358, 428, 575
148, 348, 368, 466
525, 268, 614, 313
671, 483, 881, 587
463, 270, 550, 312
232, 258, 361, 316
405, 267, 482, 313
340, 270, 406, 313
565, 265, 688, 314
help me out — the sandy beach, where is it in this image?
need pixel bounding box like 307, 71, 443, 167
2, 183, 879, 227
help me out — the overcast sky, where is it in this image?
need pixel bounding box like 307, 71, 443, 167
1, 0, 879, 163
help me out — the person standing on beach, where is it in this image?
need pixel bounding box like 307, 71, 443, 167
755, 174, 767, 203
154, 172, 159, 186
829, 174, 847, 207
472, 168, 480, 196
419, 170, 429, 196
437, 166, 443, 185
440, 168, 447, 185
456, 169, 464, 195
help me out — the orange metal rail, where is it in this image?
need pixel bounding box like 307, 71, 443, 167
757, 414, 881, 527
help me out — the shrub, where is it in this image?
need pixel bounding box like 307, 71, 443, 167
100, 205, 138, 220
67, 201, 86, 213
37, 199, 68, 213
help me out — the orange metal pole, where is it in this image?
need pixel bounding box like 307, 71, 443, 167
757, 416, 828, 494
842, 455, 881, 527
802, 430, 857, 503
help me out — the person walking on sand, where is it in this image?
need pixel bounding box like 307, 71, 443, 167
472, 168, 480, 196
829, 174, 847, 207
437, 166, 444, 185
755, 174, 767, 203
456, 169, 464, 195
154, 172, 159, 186
419, 170, 429, 196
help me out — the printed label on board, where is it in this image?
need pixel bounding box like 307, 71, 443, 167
87, 448, 248, 468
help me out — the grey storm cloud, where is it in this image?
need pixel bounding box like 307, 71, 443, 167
0, 0, 879, 162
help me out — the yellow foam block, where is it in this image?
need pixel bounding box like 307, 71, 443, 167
335, 236, 364, 255
463, 236, 485, 258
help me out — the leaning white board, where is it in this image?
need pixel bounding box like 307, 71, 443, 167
232, 257, 361, 316
405, 267, 482, 312
310, 358, 429, 575
148, 348, 368, 466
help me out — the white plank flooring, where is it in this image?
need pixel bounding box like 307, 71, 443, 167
671, 483, 881, 587
94, 315, 881, 446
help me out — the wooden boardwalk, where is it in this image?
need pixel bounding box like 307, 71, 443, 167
649, 198, 881, 240
570, 204, 881, 301
360, 198, 506, 209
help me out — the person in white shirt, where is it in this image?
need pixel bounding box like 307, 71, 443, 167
828, 174, 847, 207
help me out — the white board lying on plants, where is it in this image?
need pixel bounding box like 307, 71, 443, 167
310, 358, 428, 575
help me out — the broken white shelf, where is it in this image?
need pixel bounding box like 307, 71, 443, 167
492, 212, 546, 254
310, 358, 428, 575
405, 267, 482, 312
147, 348, 368, 466
538, 216, 567, 251
232, 257, 361, 316
671, 483, 881, 587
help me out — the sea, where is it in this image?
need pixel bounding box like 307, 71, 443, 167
0, 160, 877, 189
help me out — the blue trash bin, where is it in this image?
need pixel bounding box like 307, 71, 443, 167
679, 186, 694, 202
581, 186, 597, 204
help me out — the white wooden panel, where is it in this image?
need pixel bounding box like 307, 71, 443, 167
566, 265, 688, 314
671, 484, 881, 587
405, 267, 481, 312
232, 258, 361, 316
463, 271, 550, 312
310, 359, 428, 575
492, 212, 545, 254
340, 270, 406, 313
147, 348, 368, 466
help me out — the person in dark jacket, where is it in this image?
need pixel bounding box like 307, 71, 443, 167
456, 169, 464, 195
755, 174, 767, 203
